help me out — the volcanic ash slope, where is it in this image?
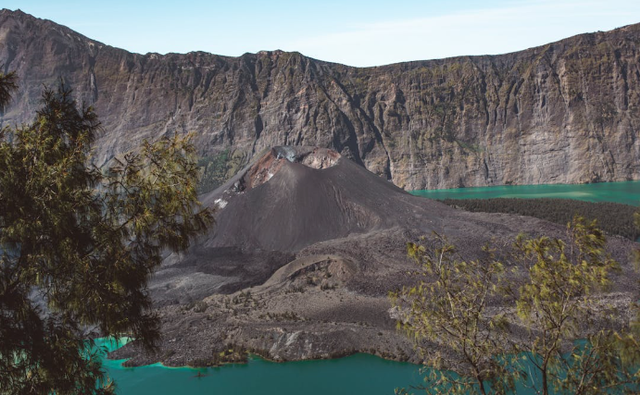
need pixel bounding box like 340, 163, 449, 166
113, 147, 640, 366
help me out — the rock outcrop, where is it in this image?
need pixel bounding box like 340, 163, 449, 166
114, 146, 640, 366
1, 8, 640, 190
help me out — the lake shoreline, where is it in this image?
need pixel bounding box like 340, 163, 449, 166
100, 181, 640, 394
410, 180, 640, 206
103, 350, 424, 395
109, 181, 640, 371
109, 341, 418, 369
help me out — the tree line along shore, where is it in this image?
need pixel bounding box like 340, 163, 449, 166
441, 198, 639, 240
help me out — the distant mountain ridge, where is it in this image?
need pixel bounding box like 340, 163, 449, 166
1, 8, 640, 190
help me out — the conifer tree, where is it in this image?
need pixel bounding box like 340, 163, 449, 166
0, 72, 213, 394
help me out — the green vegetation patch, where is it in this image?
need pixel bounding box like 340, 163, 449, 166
198, 149, 246, 193
442, 197, 639, 240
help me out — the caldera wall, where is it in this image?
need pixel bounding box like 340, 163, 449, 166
1, 9, 640, 190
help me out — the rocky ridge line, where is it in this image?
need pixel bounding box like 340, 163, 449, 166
1, 9, 640, 189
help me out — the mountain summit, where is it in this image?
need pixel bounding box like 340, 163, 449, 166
202, 146, 443, 251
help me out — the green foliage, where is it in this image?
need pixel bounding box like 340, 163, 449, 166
392, 235, 515, 395
512, 218, 631, 395
0, 79, 213, 394
442, 198, 639, 241
455, 140, 484, 154
394, 217, 639, 395
197, 149, 245, 194
0, 68, 17, 109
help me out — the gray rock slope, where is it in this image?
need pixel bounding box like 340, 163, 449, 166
2, 9, 640, 190
114, 147, 639, 366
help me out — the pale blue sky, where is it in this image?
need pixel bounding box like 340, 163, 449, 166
3, 0, 640, 66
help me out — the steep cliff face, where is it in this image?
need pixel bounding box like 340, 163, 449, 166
1, 9, 640, 190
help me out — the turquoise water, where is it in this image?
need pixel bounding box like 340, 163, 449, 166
95, 339, 422, 395
410, 181, 640, 206
95, 181, 640, 394
93, 339, 623, 395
